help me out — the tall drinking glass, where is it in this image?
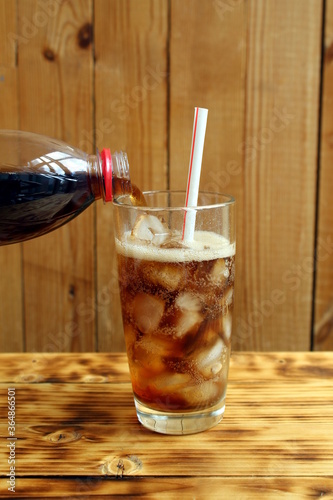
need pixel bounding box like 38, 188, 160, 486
113, 191, 235, 435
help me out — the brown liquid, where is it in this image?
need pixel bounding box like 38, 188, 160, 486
112, 177, 147, 206
117, 248, 235, 412
0, 166, 146, 245
0, 169, 97, 245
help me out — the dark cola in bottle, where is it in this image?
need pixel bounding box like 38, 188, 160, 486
0, 130, 145, 245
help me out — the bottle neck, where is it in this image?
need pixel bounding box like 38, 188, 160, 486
87, 153, 105, 202
87, 149, 131, 203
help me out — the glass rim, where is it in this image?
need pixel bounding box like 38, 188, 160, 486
113, 190, 236, 211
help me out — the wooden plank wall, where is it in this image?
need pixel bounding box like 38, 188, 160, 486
0, 0, 21, 352
0, 0, 331, 353
315, 0, 333, 351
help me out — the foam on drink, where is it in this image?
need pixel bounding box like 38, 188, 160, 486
116, 229, 235, 262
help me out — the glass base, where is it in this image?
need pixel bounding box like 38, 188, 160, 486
134, 397, 225, 435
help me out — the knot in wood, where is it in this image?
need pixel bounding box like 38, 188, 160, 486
69, 284, 75, 299
15, 373, 44, 383
46, 429, 82, 444
102, 455, 143, 476
43, 48, 56, 62
78, 23, 93, 49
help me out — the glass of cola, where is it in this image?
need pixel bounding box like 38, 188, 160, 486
113, 191, 236, 435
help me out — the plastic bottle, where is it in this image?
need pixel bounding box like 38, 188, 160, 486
0, 130, 146, 245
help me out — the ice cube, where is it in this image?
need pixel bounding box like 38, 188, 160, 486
195, 336, 225, 379
132, 342, 166, 375
131, 214, 169, 243
223, 286, 234, 307
176, 292, 201, 312
138, 332, 175, 358
175, 310, 203, 338
222, 310, 232, 342
210, 259, 229, 286
143, 262, 185, 292
218, 286, 234, 318
181, 379, 221, 408
174, 292, 203, 338
152, 372, 192, 393
211, 362, 223, 375
158, 265, 183, 291
132, 292, 165, 334
151, 232, 170, 246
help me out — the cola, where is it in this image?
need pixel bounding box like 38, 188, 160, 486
0, 170, 98, 244
116, 223, 235, 414
0, 130, 145, 245
0, 172, 146, 245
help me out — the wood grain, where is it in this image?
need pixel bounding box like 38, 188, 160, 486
0, 0, 23, 352
94, 0, 168, 351
0, 477, 332, 499
0, 2, 331, 354
169, 0, 246, 191
235, 0, 322, 350
1, 351, 332, 383
18, 0, 95, 352
0, 352, 332, 499
0, 478, 333, 500
314, 0, 333, 350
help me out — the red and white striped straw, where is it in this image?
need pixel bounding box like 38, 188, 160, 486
182, 107, 208, 241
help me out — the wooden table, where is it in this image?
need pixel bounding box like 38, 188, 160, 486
0, 352, 332, 499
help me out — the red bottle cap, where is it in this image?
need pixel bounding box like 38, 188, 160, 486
101, 148, 113, 201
